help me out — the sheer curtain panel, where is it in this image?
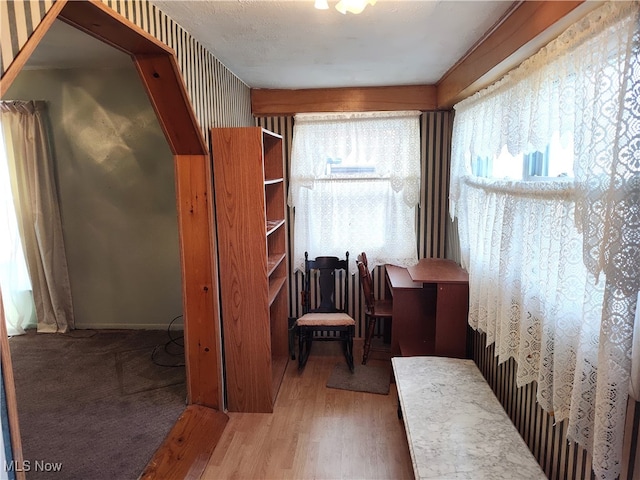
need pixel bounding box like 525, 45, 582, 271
449, 3, 640, 479
289, 111, 420, 272
0, 126, 34, 335
0, 101, 74, 333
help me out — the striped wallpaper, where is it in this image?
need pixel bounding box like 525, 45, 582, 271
0, 0, 53, 71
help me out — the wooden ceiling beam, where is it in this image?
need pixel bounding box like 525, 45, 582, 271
436, 1, 595, 109
251, 85, 437, 116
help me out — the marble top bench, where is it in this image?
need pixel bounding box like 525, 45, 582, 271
392, 356, 547, 480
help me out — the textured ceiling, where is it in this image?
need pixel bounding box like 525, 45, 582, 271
26, 1, 515, 90
148, 0, 514, 89
25, 21, 132, 71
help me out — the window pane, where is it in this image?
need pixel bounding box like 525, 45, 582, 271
475, 133, 574, 181
492, 146, 524, 179
0, 126, 31, 291
547, 132, 574, 177
290, 112, 420, 270
292, 178, 417, 271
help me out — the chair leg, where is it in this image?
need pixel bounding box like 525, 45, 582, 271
362, 316, 377, 365
306, 335, 313, 359
345, 327, 355, 373
298, 328, 307, 370
340, 331, 348, 361
288, 317, 297, 360
298, 328, 313, 371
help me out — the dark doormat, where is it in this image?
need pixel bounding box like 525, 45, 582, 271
326, 362, 391, 395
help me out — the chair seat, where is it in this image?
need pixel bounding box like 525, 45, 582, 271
297, 312, 355, 327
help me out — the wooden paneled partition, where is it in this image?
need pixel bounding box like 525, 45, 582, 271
470, 328, 640, 480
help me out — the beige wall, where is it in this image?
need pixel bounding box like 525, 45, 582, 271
6, 65, 182, 329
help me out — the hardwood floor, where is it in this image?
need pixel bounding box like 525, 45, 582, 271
201, 342, 413, 479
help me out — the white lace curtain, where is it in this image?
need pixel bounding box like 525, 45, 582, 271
289, 111, 420, 272
450, 3, 639, 480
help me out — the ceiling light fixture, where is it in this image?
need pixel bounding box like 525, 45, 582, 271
335, 0, 376, 14
314, 0, 329, 10
315, 0, 376, 15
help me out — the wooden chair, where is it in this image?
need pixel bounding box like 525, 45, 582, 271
357, 252, 393, 365
296, 252, 355, 372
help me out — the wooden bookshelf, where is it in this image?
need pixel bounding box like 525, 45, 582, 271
211, 127, 289, 413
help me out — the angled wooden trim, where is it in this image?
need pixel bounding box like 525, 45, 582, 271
0, 0, 68, 97
251, 85, 437, 116
436, 0, 590, 109
58, 0, 169, 56
135, 55, 208, 155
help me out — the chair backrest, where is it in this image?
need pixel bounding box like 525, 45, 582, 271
303, 252, 349, 314
360, 251, 369, 269
357, 257, 375, 311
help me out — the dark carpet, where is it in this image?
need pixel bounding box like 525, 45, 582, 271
326, 362, 391, 395
8, 329, 186, 480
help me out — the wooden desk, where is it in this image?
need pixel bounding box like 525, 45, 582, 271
386, 259, 469, 358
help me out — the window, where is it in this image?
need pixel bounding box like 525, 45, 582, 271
0, 122, 34, 335
449, 3, 639, 479
472, 133, 574, 180
289, 111, 421, 272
